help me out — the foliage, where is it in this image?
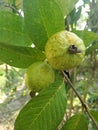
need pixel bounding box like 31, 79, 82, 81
61, 113, 89, 130
0, 65, 25, 102
0, 0, 98, 130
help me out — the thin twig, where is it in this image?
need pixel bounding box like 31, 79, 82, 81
5, 4, 20, 15
5, 3, 21, 16
62, 71, 98, 129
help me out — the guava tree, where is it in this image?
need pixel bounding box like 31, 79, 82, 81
0, 0, 98, 130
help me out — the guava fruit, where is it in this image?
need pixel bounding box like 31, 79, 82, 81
45, 31, 85, 70
25, 61, 55, 92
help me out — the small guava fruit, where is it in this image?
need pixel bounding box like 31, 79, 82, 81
45, 30, 85, 70
25, 61, 55, 91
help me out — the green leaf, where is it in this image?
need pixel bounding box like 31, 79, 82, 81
73, 30, 98, 54
23, 0, 65, 50
0, 42, 45, 68
73, 30, 98, 47
66, 6, 82, 26
0, 60, 4, 65
61, 113, 89, 130
55, 0, 78, 17
14, 75, 67, 130
90, 110, 98, 124
0, 11, 32, 46
86, 40, 98, 55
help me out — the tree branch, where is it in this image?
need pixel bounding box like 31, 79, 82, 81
5, 3, 21, 16
62, 71, 98, 129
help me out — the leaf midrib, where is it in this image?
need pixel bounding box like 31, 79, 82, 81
29, 83, 64, 129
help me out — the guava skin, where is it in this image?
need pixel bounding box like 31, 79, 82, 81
45, 31, 85, 70
25, 61, 55, 91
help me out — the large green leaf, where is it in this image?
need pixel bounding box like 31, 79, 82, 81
90, 110, 98, 124
55, 0, 78, 17
0, 11, 32, 46
61, 113, 89, 130
23, 0, 65, 50
0, 42, 45, 68
14, 75, 67, 130
73, 30, 98, 47
73, 30, 98, 54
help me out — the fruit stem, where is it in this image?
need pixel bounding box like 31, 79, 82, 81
62, 71, 98, 129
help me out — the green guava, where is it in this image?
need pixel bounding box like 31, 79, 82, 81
45, 30, 85, 70
25, 61, 55, 91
